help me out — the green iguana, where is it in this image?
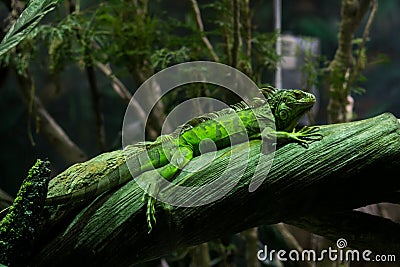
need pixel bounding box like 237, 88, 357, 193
46, 87, 322, 231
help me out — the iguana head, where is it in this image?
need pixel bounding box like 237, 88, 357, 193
267, 89, 316, 131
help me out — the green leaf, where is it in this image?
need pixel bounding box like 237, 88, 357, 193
0, 0, 59, 57
351, 86, 366, 95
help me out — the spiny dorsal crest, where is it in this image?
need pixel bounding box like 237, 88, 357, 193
137, 87, 278, 148
260, 85, 278, 100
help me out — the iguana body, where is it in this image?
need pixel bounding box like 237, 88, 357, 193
46, 87, 322, 230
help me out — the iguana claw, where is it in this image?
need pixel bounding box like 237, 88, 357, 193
141, 182, 158, 233
146, 196, 157, 233
141, 192, 157, 233
291, 126, 323, 147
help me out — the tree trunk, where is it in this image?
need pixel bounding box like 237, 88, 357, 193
327, 0, 373, 123
31, 113, 400, 266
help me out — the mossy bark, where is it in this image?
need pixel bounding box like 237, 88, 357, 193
32, 113, 400, 266
327, 0, 373, 123
0, 160, 51, 267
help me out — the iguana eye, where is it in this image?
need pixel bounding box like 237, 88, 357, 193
279, 109, 288, 120
293, 91, 302, 99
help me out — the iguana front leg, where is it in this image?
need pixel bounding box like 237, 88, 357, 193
141, 145, 194, 232
292, 126, 324, 147
261, 126, 323, 150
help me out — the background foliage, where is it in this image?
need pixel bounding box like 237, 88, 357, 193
0, 0, 400, 197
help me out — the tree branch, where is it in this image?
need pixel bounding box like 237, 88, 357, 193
347, 0, 378, 90
95, 62, 132, 103
66, 3, 106, 152
16, 71, 87, 164
94, 61, 150, 131
241, 0, 253, 77
32, 113, 400, 266
86, 63, 106, 151
327, 0, 374, 123
0, 189, 13, 213
242, 0, 251, 59
189, 0, 220, 62
231, 0, 240, 68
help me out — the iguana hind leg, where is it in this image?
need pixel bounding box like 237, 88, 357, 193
142, 145, 194, 233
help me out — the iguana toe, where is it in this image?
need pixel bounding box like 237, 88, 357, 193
146, 196, 157, 233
